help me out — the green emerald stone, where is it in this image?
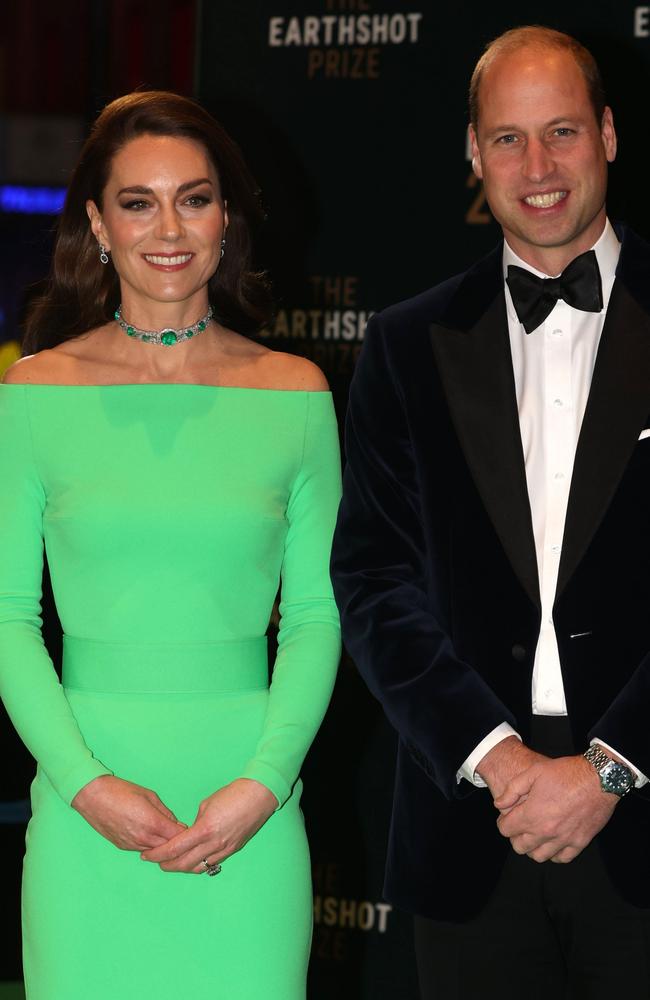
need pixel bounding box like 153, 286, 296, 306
161, 330, 178, 346
142, 335, 151, 342
186, 329, 194, 338
114, 310, 120, 321
126, 326, 135, 336
197, 320, 206, 331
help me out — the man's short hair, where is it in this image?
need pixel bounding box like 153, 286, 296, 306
469, 25, 606, 129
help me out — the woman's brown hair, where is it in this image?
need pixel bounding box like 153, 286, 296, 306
23, 91, 273, 353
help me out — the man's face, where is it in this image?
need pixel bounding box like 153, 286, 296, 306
469, 46, 617, 270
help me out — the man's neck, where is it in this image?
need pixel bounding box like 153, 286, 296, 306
503, 215, 608, 277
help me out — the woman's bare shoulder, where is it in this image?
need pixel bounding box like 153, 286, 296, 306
218, 329, 329, 391
262, 350, 330, 391
2, 350, 75, 385
2, 327, 113, 385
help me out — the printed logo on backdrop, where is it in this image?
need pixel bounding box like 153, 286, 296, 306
312, 861, 392, 963
635, 6, 650, 36
260, 275, 370, 375
268, 0, 423, 80
464, 127, 492, 227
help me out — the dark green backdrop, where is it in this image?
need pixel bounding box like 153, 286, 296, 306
195, 3, 650, 996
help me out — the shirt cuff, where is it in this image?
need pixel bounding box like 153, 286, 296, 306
590, 738, 648, 789
456, 723, 521, 787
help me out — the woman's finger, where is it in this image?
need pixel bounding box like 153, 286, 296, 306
140, 823, 206, 862
148, 793, 183, 824
160, 844, 229, 874
191, 854, 225, 875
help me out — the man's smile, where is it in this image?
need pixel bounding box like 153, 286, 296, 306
523, 191, 568, 208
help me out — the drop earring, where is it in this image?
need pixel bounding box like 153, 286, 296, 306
99, 244, 110, 265
220, 238, 226, 260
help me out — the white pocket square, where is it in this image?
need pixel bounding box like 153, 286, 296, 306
639, 429, 650, 441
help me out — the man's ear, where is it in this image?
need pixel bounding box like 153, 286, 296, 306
600, 107, 617, 164
469, 125, 483, 179
86, 200, 109, 250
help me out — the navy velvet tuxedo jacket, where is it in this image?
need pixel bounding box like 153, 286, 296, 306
331, 226, 650, 921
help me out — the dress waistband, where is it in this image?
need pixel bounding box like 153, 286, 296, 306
62, 635, 269, 694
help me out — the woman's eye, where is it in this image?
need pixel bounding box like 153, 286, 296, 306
120, 199, 150, 211
185, 195, 211, 207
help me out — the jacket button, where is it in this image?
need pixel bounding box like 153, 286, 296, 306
511, 644, 527, 662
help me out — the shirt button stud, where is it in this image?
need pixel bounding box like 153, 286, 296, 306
554, 398, 563, 407
511, 644, 527, 663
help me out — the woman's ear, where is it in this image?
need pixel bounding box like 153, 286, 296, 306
86, 200, 109, 250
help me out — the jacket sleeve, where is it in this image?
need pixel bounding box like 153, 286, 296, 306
330, 316, 517, 799
0, 386, 113, 804
589, 657, 650, 781
241, 392, 342, 806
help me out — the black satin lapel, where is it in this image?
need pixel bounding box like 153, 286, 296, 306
557, 282, 650, 598
430, 293, 540, 608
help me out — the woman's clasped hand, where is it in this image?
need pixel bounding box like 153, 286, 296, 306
72, 774, 277, 872
140, 778, 278, 873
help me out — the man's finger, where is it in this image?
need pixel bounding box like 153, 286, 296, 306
550, 846, 581, 864
494, 770, 535, 810
527, 840, 563, 863
497, 804, 530, 837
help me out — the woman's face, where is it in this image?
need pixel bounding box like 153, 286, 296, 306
87, 133, 228, 313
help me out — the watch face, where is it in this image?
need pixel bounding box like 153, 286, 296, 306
601, 761, 633, 795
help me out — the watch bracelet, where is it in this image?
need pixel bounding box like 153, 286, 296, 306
583, 745, 611, 771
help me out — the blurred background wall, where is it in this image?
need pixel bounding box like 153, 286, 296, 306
1, 2, 649, 998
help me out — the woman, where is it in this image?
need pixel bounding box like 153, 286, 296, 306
0, 91, 341, 999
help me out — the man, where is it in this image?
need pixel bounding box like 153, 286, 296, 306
331, 26, 650, 999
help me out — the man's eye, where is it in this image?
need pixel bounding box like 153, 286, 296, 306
497, 134, 518, 145
554, 128, 574, 137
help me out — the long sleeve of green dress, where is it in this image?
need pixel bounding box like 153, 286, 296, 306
0, 385, 113, 803
241, 390, 343, 805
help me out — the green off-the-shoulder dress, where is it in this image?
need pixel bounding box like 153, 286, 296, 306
0, 384, 341, 1000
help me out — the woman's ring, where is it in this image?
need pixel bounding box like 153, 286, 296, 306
201, 859, 222, 877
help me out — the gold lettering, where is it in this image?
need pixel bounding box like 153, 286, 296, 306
307, 50, 325, 78
308, 275, 359, 307
307, 47, 381, 79
312, 927, 347, 962
274, 309, 289, 337
465, 172, 492, 226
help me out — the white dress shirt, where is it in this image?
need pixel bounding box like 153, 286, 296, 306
457, 219, 647, 788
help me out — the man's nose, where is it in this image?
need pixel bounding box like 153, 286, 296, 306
522, 139, 555, 183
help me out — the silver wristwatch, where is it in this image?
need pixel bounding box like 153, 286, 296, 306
583, 745, 635, 797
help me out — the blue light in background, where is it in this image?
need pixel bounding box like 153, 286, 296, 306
0, 185, 66, 215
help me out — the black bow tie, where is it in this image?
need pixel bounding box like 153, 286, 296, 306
506, 250, 603, 334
